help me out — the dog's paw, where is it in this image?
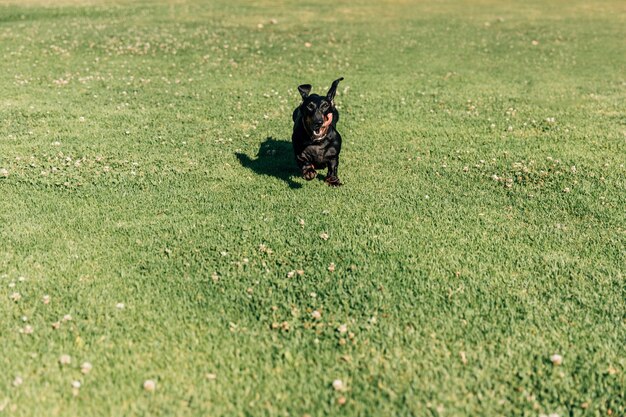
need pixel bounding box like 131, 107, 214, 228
325, 176, 342, 187
303, 167, 317, 181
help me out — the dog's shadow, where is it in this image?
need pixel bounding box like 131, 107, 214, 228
235, 137, 302, 189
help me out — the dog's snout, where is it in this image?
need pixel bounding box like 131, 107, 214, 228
313, 113, 324, 128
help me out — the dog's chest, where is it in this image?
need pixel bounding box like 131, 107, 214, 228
301, 142, 337, 165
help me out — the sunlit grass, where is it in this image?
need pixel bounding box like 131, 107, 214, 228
0, 0, 624, 416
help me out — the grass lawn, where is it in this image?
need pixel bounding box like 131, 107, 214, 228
0, 0, 624, 415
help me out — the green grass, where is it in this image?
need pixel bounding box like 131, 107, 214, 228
1, 0, 625, 415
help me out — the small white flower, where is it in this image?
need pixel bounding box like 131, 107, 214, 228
52, 321, 61, 330
13, 376, 23, 387
258, 244, 273, 254
328, 262, 336, 272
311, 310, 321, 319
59, 354, 71, 365
550, 354, 563, 365
42, 295, 51, 304
320, 232, 329, 240
0, 168, 8, 177
81, 362, 93, 374
287, 270, 296, 278
71, 380, 81, 389
22, 325, 34, 335
337, 324, 348, 334
62, 314, 72, 321
116, 303, 125, 310
332, 379, 344, 391
10, 292, 21, 301
143, 379, 156, 392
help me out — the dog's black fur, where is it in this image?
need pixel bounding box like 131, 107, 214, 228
291, 77, 344, 186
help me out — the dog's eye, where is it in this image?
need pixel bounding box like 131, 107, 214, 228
320, 102, 329, 111
306, 103, 316, 112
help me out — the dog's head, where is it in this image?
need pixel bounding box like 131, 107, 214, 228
297, 77, 343, 139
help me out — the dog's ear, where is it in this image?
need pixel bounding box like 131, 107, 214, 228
298, 84, 312, 100
326, 77, 344, 104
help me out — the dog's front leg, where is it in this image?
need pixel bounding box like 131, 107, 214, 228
297, 154, 317, 181
325, 158, 342, 187
302, 165, 317, 181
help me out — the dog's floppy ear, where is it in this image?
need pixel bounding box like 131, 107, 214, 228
298, 84, 312, 100
326, 77, 344, 104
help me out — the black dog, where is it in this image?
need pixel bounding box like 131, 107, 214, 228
291, 77, 344, 186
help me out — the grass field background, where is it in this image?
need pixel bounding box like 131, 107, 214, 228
0, 0, 624, 415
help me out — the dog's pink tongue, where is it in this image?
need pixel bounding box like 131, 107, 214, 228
323, 113, 333, 127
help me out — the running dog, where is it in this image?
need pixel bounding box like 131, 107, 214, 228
291, 77, 344, 186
